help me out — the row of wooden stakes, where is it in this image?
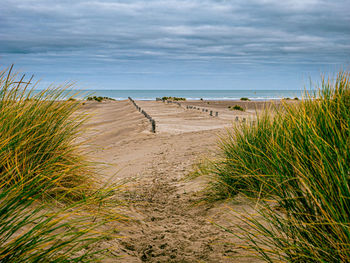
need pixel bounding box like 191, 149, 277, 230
128, 97, 156, 133
161, 100, 220, 117
185, 105, 219, 117
160, 99, 253, 125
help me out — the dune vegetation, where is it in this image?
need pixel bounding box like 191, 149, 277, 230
0, 66, 93, 200
228, 105, 245, 111
204, 71, 350, 262
87, 96, 115, 102
161, 96, 186, 101
0, 65, 119, 262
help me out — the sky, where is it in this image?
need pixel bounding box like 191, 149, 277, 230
0, 0, 349, 90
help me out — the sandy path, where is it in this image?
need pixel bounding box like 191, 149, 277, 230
80, 100, 261, 262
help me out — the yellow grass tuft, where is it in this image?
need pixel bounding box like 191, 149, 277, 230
0, 65, 122, 261
206, 71, 350, 262
0, 65, 94, 200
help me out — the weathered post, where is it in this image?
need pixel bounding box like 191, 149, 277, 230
215, 112, 218, 117
151, 119, 156, 133
210, 110, 213, 116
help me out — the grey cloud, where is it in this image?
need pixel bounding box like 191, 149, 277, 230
0, 0, 349, 73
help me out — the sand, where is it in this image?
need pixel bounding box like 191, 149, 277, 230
80, 99, 263, 262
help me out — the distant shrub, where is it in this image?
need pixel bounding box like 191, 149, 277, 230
240, 97, 250, 101
294, 97, 299, 100
175, 97, 186, 101
87, 96, 115, 102
162, 96, 186, 101
229, 105, 244, 111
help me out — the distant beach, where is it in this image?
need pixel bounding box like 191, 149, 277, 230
70, 89, 304, 101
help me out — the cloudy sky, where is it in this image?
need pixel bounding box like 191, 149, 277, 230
1, 0, 349, 90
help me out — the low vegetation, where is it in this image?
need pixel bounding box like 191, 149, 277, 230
282, 97, 299, 101
0, 65, 120, 261
204, 71, 350, 262
240, 97, 250, 101
87, 96, 115, 102
228, 105, 244, 111
161, 96, 186, 101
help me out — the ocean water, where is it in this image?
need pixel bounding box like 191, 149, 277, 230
73, 89, 304, 101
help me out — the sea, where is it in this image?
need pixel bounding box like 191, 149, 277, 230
71, 89, 304, 101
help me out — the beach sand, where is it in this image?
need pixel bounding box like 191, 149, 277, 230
80, 99, 264, 262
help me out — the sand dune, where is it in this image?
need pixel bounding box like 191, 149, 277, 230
80, 100, 262, 262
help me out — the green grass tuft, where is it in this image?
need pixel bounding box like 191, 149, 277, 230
206, 71, 350, 262
162, 96, 186, 101
0, 66, 93, 200
228, 105, 245, 111
0, 65, 121, 262
87, 96, 115, 102
0, 174, 120, 262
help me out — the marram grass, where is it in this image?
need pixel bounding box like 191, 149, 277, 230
0, 173, 121, 262
0, 66, 122, 261
207, 71, 350, 262
0, 65, 93, 200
